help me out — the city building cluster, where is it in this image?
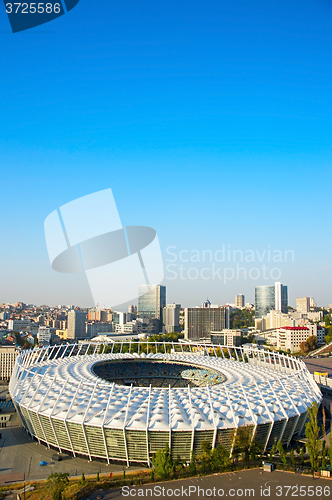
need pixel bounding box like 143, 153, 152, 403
1, 281, 331, 382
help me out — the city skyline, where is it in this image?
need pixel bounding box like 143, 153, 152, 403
1, 1, 332, 307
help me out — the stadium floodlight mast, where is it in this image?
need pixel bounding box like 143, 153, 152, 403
44, 188, 164, 308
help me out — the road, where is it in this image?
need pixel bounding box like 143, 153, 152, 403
83, 469, 332, 500
304, 358, 332, 377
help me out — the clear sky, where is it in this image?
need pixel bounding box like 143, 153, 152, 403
0, 0, 332, 309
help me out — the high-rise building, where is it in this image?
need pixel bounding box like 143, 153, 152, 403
235, 294, 245, 308
138, 285, 166, 321
255, 286, 275, 319
255, 282, 288, 318
128, 305, 137, 314
112, 311, 127, 325
184, 307, 229, 340
309, 297, 317, 311
296, 297, 310, 313
274, 282, 288, 313
67, 309, 87, 339
88, 309, 111, 322
163, 304, 181, 333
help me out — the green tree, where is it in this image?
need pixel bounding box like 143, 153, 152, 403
321, 440, 327, 470
299, 341, 310, 354
211, 445, 231, 472
233, 426, 253, 464
277, 440, 287, 468
300, 447, 305, 466
250, 441, 262, 462
290, 449, 295, 468
329, 445, 332, 468
270, 442, 277, 461
96, 471, 99, 482
305, 401, 322, 477
189, 450, 196, 475
152, 443, 173, 479
81, 472, 85, 485
325, 325, 332, 344
198, 440, 212, 470
47, 472, 69, 500
306, 336, 318, 351
230, 309, 255, 329
201, 456, 206, 475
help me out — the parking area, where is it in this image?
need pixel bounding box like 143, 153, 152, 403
304, 358, 332, 376
0, 413, 141, 484
84, 469, 332, 500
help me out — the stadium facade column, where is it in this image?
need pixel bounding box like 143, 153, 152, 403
294, 383, 309, 438
123, 385, 133, 467
49, 376, 70, 453
267, 378, 289, 448
23, 369, 43, 444
168, 385, 172, 448
187, 385, 195, 452
277, 375, 301, 446
82, 380, 100, 461
240, 382, 258, 442
101, 383, 115, 465
145, 385, 152, 466
206, 385, 217, 448
40, 375, 62, 452
253, 379, 275, 451
64, 380, 83, 457
224, 384, 238, 456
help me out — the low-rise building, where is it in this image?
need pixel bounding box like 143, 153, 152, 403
0, 345, 20, 382
210, 329, 242, 347
7, 319, 32, 331
86, 322, 113, 338
276, 326, 324, 353
56, 329, 68, 340
37, 327, 51, 344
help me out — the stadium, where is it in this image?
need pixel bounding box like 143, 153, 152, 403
9, 342, 321, 466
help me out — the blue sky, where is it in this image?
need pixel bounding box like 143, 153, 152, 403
0, 0, 331, 308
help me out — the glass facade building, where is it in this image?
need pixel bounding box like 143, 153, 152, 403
255, 286, 275, 319
255, 282, 288, 318
138, 285, 166, 322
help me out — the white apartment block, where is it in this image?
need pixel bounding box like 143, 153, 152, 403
7, 319, 32, 331
0, 346, 20, 381
256, 309, 323, 331
296, 297, 310, 313
37, 327, 51, 344
115, 320, 141, 334
255, 310, 295, 331
276, 326, 323, 353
